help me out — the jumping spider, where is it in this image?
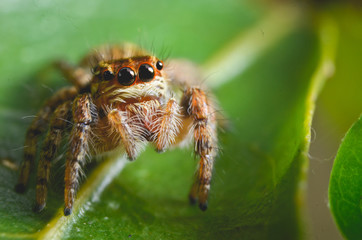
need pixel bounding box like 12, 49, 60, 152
15, 44, 218, 216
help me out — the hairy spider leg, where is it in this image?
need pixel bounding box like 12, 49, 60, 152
155, 98, 182, 152
15, 87, 78, 193
64, 94, 93, 216
54, 61, 92, 90
107, 109, 138, 160
182, 88, 218, 211
34, 101, 72, 212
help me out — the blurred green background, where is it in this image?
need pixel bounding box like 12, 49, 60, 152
0, 0, 361, 239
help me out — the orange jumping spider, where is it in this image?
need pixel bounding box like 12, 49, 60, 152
15, 44, 218, 216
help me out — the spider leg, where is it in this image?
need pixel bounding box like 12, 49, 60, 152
181, 87, 218, 211
34, 101, 72, 212
155, 98, 182, 152
107, 109, 138, 160
164, 59, 203, 88
15, 87, 77, 193
54, 60, 92, 90
64, 94, 93, 216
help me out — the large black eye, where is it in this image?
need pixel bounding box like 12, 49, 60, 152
117, 67, 136, 86
138, 64, 155, 82
156, 61, 163, 70
103, 70, 114, 81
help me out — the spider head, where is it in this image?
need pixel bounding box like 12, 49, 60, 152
91, 56, 167, 105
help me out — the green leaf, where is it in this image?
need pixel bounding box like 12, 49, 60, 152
306, 5, 362, 239
329, 116, 362, 239
0, 1, 336, 239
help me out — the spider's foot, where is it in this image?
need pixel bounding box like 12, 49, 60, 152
199, 202, 208, 211
189, 195, 197, 205
64, 207, 72, 216
126, 154, 136, 161
33, 203, 46, 213
15, 183, 26, 193
156, 147, 166, 154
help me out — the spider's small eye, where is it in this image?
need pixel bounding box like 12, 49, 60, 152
92, 66, 97, 74
117, 67, 136, 86
103, 70, 114, 81
139, 64, 155, 82
92, 66, 100, 75
156, 61, 163, 70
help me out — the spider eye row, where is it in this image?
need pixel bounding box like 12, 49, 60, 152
101, 61, 163, 86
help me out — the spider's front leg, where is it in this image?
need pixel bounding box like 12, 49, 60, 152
64, 93, 94, 216
107, 109, 139, 160
155, 98, 182, 152
181, 87, 218, 211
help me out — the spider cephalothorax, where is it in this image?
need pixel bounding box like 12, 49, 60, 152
15, 44, 218, 216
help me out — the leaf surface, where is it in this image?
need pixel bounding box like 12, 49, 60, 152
0, 1, 335, 239
329, 116, 362, 240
